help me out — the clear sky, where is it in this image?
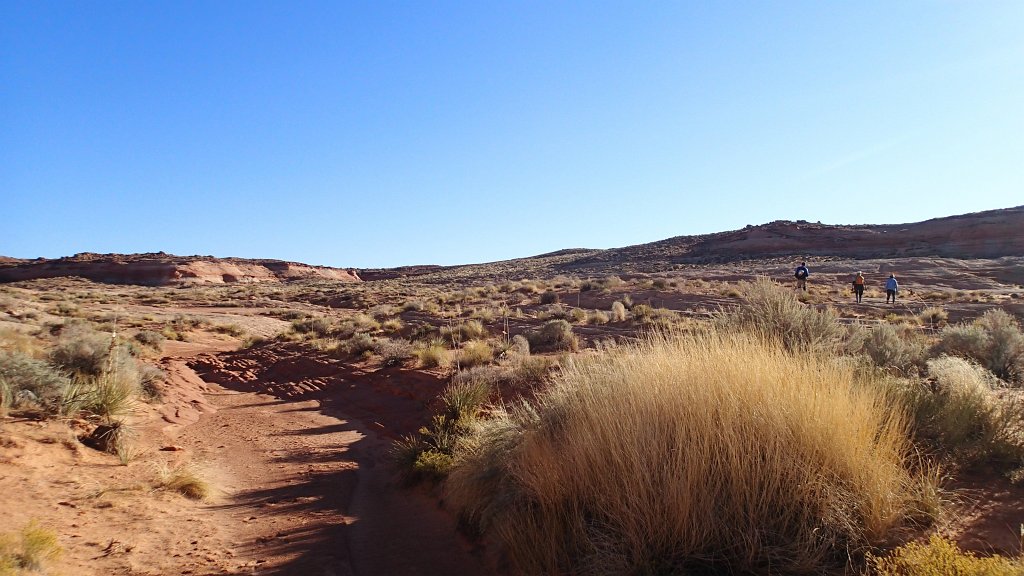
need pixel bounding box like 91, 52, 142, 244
2, 2, 1022, 268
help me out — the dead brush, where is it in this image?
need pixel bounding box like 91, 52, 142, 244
448, 330, 933, 575
155, 462, 212, 501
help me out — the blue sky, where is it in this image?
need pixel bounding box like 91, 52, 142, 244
2, 2, 1022, 268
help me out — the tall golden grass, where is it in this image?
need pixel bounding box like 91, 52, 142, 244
449, 330, 930, 575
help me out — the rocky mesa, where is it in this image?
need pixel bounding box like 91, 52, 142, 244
0, 252, 361, 285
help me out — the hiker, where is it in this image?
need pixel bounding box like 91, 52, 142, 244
853, 271, 865, 303
794, 262, 809, 291
886, 273, 899, 304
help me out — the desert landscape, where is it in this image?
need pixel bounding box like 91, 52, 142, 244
2, 207, 1024, 575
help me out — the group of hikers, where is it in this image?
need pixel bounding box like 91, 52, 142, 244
793, 262, 899, 304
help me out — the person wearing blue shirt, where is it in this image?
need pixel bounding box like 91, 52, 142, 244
885, 273, 899, 304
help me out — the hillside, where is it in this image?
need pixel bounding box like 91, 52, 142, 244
0, 252, 361, 285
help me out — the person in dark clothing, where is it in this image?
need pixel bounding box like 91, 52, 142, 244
794, 262, 809, 291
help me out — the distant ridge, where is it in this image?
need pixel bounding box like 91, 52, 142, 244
0, 252, 361, 285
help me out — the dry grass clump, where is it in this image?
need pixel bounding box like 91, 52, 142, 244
610, 301, 627, 322
586, 310, 610, 325
443, 320, 487, 343
458, 340, 493, 368
0, 521, 62, 573
132, 329, 165, 350
715, 276, 844, 353
935, 309, 1024, 382
291, 317, 333, 337
415, 340, 451, 369
526, 319, 579, 352
156, 462, 212, 500
448, 331, 928, 575
869, 534, 1024, 575
918, 307, 949, 329
894, 355, 1024, 465
0, 327, 44, 358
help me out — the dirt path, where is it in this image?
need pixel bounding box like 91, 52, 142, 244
163, 341, 487, 575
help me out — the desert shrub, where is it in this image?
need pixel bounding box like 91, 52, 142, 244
351, 313, 381, 332
138, 364, 166, 400
391, 377, 493, 483
936, 310, 1024, 382
860, 323, 928, 375
508, 334, 530, 357
0, 328, 43, 358
893, 355, 1024, 464
568, 307, 587, 324
133, 330, 165, 350
50, 323, 112, 376
156, 462, 211, 500
443, 320, 487, 343
526, 320, 578, 352
458, 340, 493, 368
375, 338, 413, 367
212, 323, 245, 337
587, 310, 610, 325
509, 355, 555, 385
449, 331, 929, 575
64, 368, 140, 423
602, 275, 624, 289
0, 352, 70, 415
918, 307, 949, 329
631, 303, 654, 322
291, 317, 332, 337
0, 521, 61, 572
344, 333, 376, 357
714, 276, 844, 353
610, 301, 627, 322
869, 533, 1024, 575
539, 290, 559, 305
415, 340, 451, 369
381, 317, 404, 333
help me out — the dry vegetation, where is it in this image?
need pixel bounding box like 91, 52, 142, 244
2, 255, 1024, 574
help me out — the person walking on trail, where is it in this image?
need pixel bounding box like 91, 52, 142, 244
886, 273, 899, 304
853, 272, 865, 303
794, 262, 809, 291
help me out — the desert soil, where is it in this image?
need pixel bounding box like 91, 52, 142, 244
0, 332, 488, 576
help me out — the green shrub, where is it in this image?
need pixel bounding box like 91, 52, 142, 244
344, 333, 376, 357
291, 317, 332, 337
449, 331, 928, 575
526, 320, 578, 352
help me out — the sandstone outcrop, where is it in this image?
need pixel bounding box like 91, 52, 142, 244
0, 252, 361, 285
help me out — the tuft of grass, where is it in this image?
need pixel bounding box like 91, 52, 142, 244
443, 320, 487, 343
448, 331, 930, 575
870, 534, 1024, 575
918, 307, 949, 329
156, 462, 212, 501
415, 340, 450, 369
0, 521, 62, 572
458, 340, 493, 368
